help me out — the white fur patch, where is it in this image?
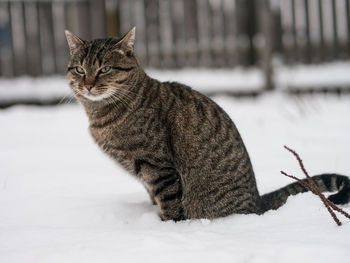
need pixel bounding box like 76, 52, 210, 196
83, 93, 112, 101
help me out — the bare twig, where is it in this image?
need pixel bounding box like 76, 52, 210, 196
280, 170, 342, 226
281, 145, 350, 226
326, 200, 350, 221
283, 146, 320, 193
280, 171, 317, 194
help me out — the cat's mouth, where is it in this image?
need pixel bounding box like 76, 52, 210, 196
82, 92, 111, 102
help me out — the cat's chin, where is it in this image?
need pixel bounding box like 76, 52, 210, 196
82, 93, 111, 102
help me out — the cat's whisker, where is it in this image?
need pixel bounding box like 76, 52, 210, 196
107, 91, 124, 105
110, 95, 128, 111
116, 91, 135, 105
108, 88, 129, 100
112, 84, 138, 94
67, 94, 77, 104
115, 94, 131, 109
106, 96, 121, 112
110, 93, 130, 109
114, 92, 133, 104
113, 88, 136, 101
58, 91, 75, 105
116, 87, 138, 95
58, 94, 69, 105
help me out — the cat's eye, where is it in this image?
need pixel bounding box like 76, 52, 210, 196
76, 66, 85, 74
100, 66, 111, 73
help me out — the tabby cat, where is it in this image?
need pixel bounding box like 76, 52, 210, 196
65, 27, 350, 221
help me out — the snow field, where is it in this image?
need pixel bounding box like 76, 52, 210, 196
0, 93, 350, 263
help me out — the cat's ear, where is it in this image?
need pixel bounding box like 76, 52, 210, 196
115, 27, 135, 55
65, 30, 85, 55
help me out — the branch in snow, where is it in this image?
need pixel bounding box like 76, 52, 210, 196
281, 145, 350, 226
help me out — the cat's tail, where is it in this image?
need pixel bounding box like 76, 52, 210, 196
260, 173, 350, 213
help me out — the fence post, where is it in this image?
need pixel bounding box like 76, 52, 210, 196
89, 0, 106, 39
258, 0, 274, 91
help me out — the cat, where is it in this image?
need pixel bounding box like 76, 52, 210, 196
65, 27, 350, 221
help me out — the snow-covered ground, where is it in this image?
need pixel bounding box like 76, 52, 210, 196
1, 91, 349, 263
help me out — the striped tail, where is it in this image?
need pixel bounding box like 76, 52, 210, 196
261, 173, 350, 212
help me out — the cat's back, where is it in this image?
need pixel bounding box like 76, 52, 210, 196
161, 81, 238, 146
160, 81, 262, 217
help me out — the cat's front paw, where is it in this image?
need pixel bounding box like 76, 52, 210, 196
159, 208, 186, 222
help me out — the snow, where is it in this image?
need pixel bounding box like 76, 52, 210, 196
1, 92, 350, 263
0, 68, 263, 105
0, 76, 70, 102
2, 62, 350, 104
276, 61, 350, 89
146, 68, 263, 92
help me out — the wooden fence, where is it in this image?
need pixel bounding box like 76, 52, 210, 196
1, 0, 350, 90
118, 0, 258, 68
0, 0, 259, 77
279, 0, 350, 64
0, 0, 105, 77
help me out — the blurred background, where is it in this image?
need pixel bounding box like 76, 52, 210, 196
1, 0, 350, 106
1, 2, 350, 260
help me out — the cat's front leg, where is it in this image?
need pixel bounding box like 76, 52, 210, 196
144, 186, 157, 205
141, 164, 185, 221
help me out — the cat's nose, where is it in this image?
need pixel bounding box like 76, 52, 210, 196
85, 84, 93, 92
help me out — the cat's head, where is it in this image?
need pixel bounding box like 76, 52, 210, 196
65, 27, 140, 103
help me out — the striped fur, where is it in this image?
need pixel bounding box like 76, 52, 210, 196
66, 28, 350, 221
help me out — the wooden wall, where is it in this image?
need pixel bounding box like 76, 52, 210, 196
0, 0, 105, 77
1, 0, 350, 91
